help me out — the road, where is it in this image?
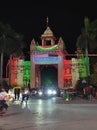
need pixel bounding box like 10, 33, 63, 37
0, 97, 97, 130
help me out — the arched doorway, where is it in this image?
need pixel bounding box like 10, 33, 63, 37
41, 65, 58, 88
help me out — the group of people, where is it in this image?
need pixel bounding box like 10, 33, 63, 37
0, 86, 30, 114
12, 87, 29, 102
0, 85, 30, 102
83, 85, 96, 100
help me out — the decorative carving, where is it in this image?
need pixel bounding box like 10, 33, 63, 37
30, 39, 36, 51
58, 37, 65, 51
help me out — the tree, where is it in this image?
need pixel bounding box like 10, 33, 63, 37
0, 22, 24, 87
76, 17, 97, 54
76, 17, 97, 85
90, 63, 97, 86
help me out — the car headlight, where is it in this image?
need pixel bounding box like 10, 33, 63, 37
52, 90, 57, 95
47, 89, 53, 95
38, 91, 43, 96
35, 91, 37, 94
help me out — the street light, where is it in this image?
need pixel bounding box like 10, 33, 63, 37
84, 17, 90, 84
85, 38, 89, 83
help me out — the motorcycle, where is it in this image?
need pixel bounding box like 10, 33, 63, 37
21, 88, 30, 103
0, 100, 8, 114
21, 94, 29, 103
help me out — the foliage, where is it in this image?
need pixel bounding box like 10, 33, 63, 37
0, 22, 24, 86
0, 22, 24, 56
90, 62, 97, 87
76, 17, 97, 86
76, 17, 97, 54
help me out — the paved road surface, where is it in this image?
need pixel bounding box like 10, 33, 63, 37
0, 97, 97, 130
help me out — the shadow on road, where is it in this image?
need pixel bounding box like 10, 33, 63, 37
0, 112, 22, 117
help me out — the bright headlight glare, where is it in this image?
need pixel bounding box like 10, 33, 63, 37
38, 91, 43, 95
52, 90, 57, 95
12, 93, 14, 97
47, 90, 52, 95
25, 91, 28, 94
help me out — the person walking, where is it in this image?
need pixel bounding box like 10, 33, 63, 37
14, 88, 21, 100
0, 87, 8, 113
88, 85, 93, 101
0, 88, 7, 101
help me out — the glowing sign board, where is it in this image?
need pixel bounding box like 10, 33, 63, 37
34, 56, 58, 64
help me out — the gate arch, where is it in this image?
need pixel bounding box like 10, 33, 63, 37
30, 25, 66, 89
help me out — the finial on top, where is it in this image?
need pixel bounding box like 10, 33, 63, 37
46, 17, 49, 27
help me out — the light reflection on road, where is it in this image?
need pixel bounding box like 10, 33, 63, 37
20, 97, 57, 115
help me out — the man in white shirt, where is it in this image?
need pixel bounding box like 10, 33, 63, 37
0, 88, 8, 113
0, 88, 7, 100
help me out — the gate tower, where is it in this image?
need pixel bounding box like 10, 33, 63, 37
30, 24, 67, 89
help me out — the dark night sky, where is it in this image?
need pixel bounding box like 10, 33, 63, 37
0, 1, 97, 54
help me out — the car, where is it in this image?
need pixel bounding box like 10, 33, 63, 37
30, 88, 38, 96
30, 87, 59, 97
39, 87, 58, 97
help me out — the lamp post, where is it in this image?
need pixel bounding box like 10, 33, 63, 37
84, 17, 90, 85
85, 38, 89, 84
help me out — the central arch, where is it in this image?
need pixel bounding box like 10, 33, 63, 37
41, 65, 58, 88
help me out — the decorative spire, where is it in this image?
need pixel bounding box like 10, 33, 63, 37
58, 37, 65, 51
30, 38, 36, 51
46, 17, 49, 27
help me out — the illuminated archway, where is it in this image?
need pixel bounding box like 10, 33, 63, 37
41, 65, 58, 88
30, 26, 66, 89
